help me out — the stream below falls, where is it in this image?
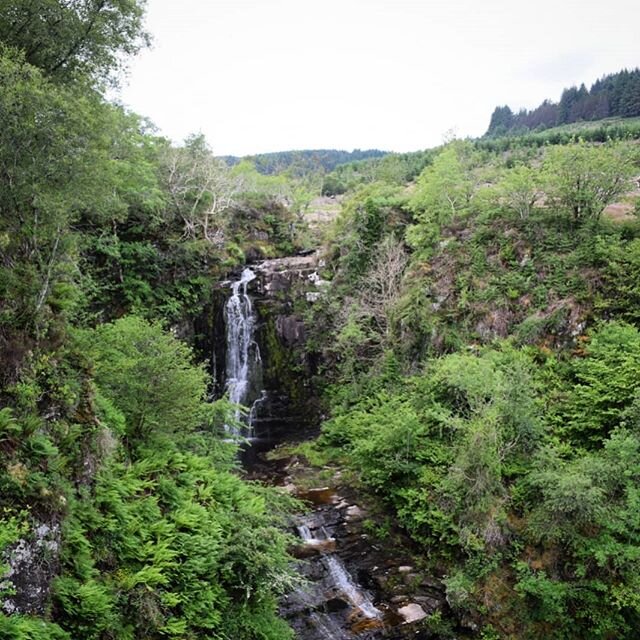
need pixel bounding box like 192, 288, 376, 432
245, 444, 449, 640
221, 266, 451, 640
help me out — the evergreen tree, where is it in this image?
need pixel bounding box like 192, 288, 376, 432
486, 105, 514, 136
484, 68, 640, 137
620, 71, 640, 117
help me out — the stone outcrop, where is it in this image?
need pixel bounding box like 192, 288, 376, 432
1, 518, 61, 615
268, 459, 447, 640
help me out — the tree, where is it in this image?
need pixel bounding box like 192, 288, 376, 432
409, 141, 477, 223
0, 49, 128, 340
498, 165, 542, 220
557, 86, 580, 124
333, 182, 405, 280
564, 321, 640, 443
356, 235, 409, 338
486, 105, 514, 136
160, 134, 241, 246
82, 316, 209, 444
0, 0, 149, 86
620, 71, 640, 117
406, 141, 477, 254
543, 142, 634, 223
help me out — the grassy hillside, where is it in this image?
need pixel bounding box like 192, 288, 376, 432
477, 116, 640, 152
536, 115, 640, 134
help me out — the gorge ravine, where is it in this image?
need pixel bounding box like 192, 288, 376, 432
217, 256, 451, 640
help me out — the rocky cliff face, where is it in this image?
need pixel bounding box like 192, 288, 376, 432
1, 517, 61, 616
251, 253, 327, 427
195, 252, 327, 440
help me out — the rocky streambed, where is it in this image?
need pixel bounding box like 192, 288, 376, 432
246, 449, 451, 640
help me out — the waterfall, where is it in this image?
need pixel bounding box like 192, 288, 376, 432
296, 517, 381, 621
224, 268, 261, 433
248, 390, 268, 427
324, 556, 381, 620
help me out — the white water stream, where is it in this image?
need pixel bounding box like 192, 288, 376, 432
324, 556, 381, 620
307, 613, 345, 640
296, 518, 381, 621
224, 268, 262, 433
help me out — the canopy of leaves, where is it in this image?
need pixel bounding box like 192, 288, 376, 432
543, 142, 634, 222
0, 0, 150, 85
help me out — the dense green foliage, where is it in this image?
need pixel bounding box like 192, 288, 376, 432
0, 319, 296, 639
321, 149, 436, 195
4, 3, 640, 638
486, 68, 640, 136
309, 134, 640, 638
0, 0, 149, 86
0, 3, 304, 638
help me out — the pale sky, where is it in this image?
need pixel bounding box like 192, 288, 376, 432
118, 0, 640, 156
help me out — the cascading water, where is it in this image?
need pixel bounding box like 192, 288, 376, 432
323, 556, 381, 620
224, 268, 262, 434
296, 516, 381, 622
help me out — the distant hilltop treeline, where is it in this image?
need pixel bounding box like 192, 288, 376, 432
486, 68, 640, 137
221, 148, 388, 175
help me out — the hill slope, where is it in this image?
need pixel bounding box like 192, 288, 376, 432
221, 148, 388, 175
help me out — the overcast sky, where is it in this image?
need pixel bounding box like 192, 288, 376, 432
117, 0, 640, 156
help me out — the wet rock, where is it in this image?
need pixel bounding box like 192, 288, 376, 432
296, 487, 334, 505
350, 616, 385, 634
262, 271, 289, 293
244, 245, 266, 262
420, 576, 443, 590
413, 595, 443, 611
325, 596, 350, 612
461, 614, 480, 632
345, 505, 364, 521
375, 574, 389, 589
301, 612, 347, 640
398, 603, 428, 624
275, 315, 305, 345
292, 538, 337, 558
391, 595, 409, 604
256, 254, 319, 274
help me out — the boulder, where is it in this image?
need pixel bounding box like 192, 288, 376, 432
398, 603, 428, 624
292, 538, 337, 558
345, 505, 364, 521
